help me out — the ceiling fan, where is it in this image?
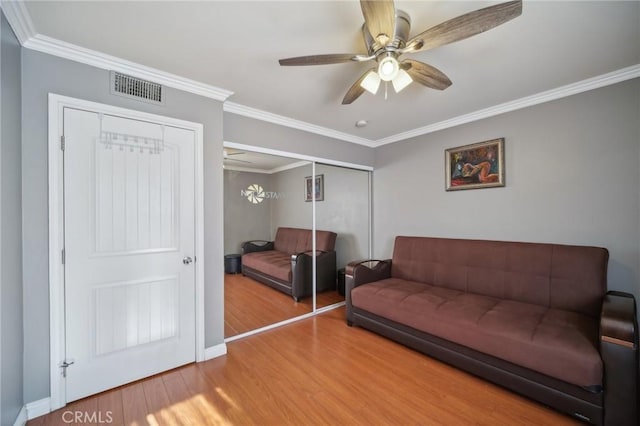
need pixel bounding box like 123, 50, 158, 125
279, 0, 522, 104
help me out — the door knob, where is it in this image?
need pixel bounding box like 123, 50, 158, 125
183, 256, 193, 265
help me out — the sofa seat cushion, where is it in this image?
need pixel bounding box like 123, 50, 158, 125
351, 278, 602, 388
242, 251, 291, 283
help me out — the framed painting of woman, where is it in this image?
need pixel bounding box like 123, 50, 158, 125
445, 138, 505, 191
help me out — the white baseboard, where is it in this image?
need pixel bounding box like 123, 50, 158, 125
26, 397, 51, 420
203, 343, 227, 360
12, 405, 27, 426
13, 397, 53, 425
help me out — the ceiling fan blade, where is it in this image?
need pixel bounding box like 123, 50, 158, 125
401, 59, 452, 91
223, 148, 246, 157
360, 0, 396, 46
342, 68, 375, 105
406, 0, 522, 53
279, 54, 362, 66
225, 158, 252, 164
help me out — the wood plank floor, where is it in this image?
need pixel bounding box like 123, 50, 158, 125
31, 307, 578, 426
225, 273, 343, 337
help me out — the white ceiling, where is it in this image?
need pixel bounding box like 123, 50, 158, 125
19, 1, 640, 144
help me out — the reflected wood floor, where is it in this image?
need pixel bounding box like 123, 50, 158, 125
224, 273, 343, 337
30, 307, 578, 426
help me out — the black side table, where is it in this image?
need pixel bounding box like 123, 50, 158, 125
224, 254, 242, 274
337, 268, 346, 296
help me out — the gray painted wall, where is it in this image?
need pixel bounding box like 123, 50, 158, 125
20, 49, 225, 403
1, 11, 24, 425
224, 170, 273, 254
373, 79, 640, 318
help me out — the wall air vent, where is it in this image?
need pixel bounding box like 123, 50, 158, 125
110, 72, 164, 105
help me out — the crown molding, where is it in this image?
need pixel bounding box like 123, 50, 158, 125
374, 64, 640, 147
223, 102, 375, 147
22, 34, 233, 102
1, 0, 36, 44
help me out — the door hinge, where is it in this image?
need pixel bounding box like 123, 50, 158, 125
61, 248, 65, 265
60, 135, 65, 151
60, 359, 74, 378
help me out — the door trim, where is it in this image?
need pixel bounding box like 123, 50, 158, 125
47, 94, 205, 410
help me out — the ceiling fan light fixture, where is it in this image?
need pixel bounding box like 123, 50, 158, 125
360, 70, 381, 94
378, 55, 399, 81
392, 69, 413, 93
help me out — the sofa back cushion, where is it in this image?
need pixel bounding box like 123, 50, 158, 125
391, 236, 608, 317
273, 227, 337, 255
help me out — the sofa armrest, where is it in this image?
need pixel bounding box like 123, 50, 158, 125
600, 291, 638, 426
345, 259, 391, 325
345, 259, 392, 288
241, 240, 274, 254
601, 291, 637, 348
290, 250, 337, 301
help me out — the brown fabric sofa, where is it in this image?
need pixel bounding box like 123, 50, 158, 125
346, 236, 638, 425
242, 227, 337, 301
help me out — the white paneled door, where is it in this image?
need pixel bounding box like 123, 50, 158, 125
63, 107, 196, 402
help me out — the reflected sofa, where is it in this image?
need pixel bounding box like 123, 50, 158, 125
346, 236, 638, 426
242, 227, 337, 301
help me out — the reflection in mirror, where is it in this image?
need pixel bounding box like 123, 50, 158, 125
314, 164, 371, 309
223, 148, 313, 338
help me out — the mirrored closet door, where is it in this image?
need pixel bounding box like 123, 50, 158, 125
314, 164, 370, 309
223, 145, 371, 339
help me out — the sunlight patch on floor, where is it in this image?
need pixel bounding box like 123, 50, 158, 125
144, 392, 235, 426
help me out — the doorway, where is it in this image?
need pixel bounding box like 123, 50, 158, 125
48, 95, 205, 409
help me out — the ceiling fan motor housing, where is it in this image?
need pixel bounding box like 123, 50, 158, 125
363, 10, 411, 56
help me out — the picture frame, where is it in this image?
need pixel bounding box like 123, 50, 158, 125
445, 138, 505, 191
305, 174, 324, 202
